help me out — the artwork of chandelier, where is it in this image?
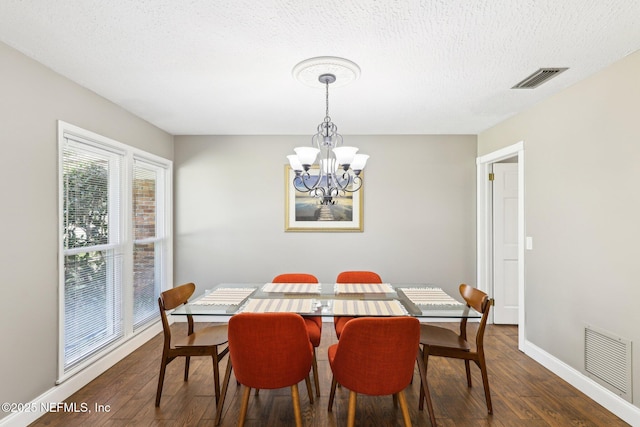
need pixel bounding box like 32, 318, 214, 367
287, 57, 368, 206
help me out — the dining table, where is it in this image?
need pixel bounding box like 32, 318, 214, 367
171, 282, 480, 426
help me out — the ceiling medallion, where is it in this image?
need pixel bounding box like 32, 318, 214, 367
292, 56, 361, 88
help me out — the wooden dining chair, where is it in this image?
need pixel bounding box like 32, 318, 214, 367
155, 282, 229, 407
333, 270, 383, 339
273, 273, 322, 397
328, 316, 420, 427
418, 284, 494, 415
224, 312, 314, 427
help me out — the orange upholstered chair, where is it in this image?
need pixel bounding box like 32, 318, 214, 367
155, 282, 229, 407
273, 273, 322, 396
334, 270, 383, 339
220, 312, 314, 427
418, 284, 494, 416
328, 317, 420, 426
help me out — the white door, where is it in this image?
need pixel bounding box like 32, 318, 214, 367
492, 162, 519, 324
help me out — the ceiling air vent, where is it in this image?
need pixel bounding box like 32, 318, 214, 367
512, 67, 568, 89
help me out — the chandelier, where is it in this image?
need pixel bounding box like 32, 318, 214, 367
287, 57, 369, 206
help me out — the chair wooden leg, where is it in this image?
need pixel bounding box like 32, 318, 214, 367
312, 348, 320, 397
393, 393, 398, 407
464, 360, 472, 387
416, 348, 437, 426
398, 390, 412, 427
238, 386, 251, 427
347, 390, 357, 427
184, 356, 190, 381
292, 383, 303, 427
155, 357, 168, 407
477, 356, 493, 414
215, 359, 233, 426
328, 376, 338, 412
212, 351, 221, 404
304, 375, 314, 404
418, 362, 424, 410
417, 348, 427, 410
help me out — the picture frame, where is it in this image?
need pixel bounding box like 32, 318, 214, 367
285, 165, 363, 232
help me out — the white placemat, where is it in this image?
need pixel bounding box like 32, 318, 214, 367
190, 288, 255, 305
262, 283, 321, 293
398, 287, 463, 306
334, 283, 394, 294
240, 298, 315, 313
332, 299, 407, 316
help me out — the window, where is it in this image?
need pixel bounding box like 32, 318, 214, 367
58, 122, 172, 381
133, 161, 165, 329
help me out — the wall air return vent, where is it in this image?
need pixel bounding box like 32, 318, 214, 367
512, 67, 568, 89
584, 325, 632, 402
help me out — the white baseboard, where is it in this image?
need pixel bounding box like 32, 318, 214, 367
0, 323, 163, 427
523, 339, 639, 426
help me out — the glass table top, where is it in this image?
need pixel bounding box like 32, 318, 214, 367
170, 283, 480, 319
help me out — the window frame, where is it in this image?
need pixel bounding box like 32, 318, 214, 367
57, 121, 173, 383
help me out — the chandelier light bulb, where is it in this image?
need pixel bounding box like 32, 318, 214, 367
320, 159, 338, 174
287, 155, 303, 172
332, 146, 359, 168
294, 147, 320, 168
351, 154, 369, 172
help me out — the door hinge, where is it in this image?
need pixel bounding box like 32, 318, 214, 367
488, 173, 495, 181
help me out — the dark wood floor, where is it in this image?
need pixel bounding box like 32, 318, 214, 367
31, 322, 629, 426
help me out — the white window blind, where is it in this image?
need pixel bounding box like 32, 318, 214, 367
58, 122, 172, 381
133, 161, 166, 330
62, 141, 124, 372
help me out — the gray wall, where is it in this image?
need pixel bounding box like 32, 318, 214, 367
173, 134, 477, 289
0, 41, 173, 415
478, 49, 640, 406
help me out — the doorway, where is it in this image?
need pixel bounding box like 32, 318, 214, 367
492, 161, 519, 324
476, 141, 525, 350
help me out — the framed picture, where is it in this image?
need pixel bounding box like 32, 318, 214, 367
285, 165, 363, 232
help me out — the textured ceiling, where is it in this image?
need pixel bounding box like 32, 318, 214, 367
1, 0, 639, 135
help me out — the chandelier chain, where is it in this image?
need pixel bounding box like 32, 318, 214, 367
325, 79, 330, 122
